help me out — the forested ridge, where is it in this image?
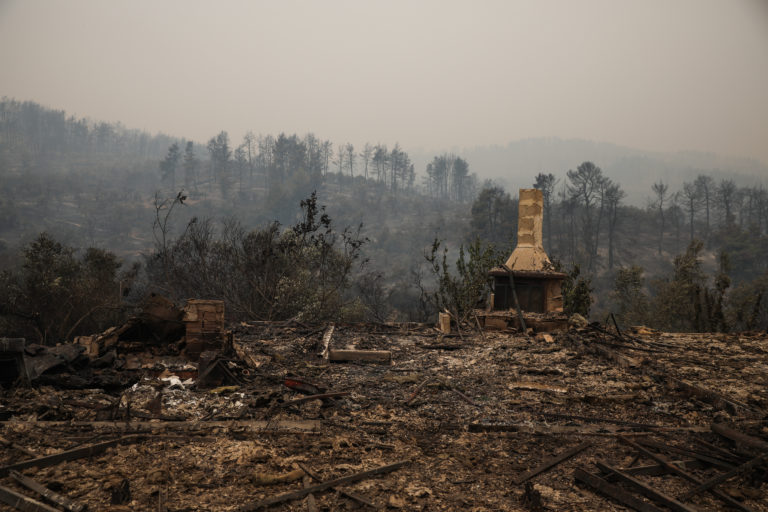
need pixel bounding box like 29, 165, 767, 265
1, 98, 767, 344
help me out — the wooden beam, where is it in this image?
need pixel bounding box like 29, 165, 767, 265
575, 468, 664, 512
237, 460, 408, 511
296, 462, 378, 509
502, 264, 526, 332
0, 420, 321, 433
596, 462, 699, 512
0, 436, 143, 477
620, 460, 706, 477
328, 350, 391, 363
638, 439, 735, 470
679, 452, 768, 502
9, 471, 86, 512
618, 436, 752, 512
0, 436, 38, 459
279, 392, 350, 407
667, 379, 751, 415
513, 442, 591, 485
711, 423, 768, 452
0, 485, 61, 512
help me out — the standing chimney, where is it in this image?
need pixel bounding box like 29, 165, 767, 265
484, 188, 565, 319
505, 188, 551, 271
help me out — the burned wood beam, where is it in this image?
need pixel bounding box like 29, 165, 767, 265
588, 343, 639, 368
610, 313, 623, 339
0, 484, 61, 512
405, 377, 433, 405
667, 378, 753, 415
679, 452, 768, 502
620, 460, 706, 477
0, 420, 321, 433
0, 436, 38, 459
595, 462, 699, 512
123, 410, 187, 421
467, 422, 703, 436
592, 340, 663, 353
279, 392, 350, 407
420, 343, 464, 350
540, 412, 666, 429
692, 438, 747, 463
618, 437, 753, 512
638, 439, 736, 470
501, 264, 526, 332
302, 475, 317, 512
328, 350, 391, 363
711, 423, 768, 452
296, 462, 378, 509
9, 471, 86, 512
513, 442, 591, 485
574, 468, 664, 512
0, 436, 143, 477
237, 460, 408, 511
509, 382, 567, 394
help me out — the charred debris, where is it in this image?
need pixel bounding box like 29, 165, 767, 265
1, 193, 767, 510
2, 296, 767, 510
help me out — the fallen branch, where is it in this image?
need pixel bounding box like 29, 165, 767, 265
406, 377, 433, 405
450, 387, 479, 407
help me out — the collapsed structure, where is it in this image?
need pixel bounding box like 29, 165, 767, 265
479, 188, 567, 331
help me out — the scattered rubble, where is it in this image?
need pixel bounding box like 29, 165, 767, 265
1, 309, 767, 510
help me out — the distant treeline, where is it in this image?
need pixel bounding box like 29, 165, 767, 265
159, 130, 479, 205
0, 97, 178, 169
469, 164, 768, 284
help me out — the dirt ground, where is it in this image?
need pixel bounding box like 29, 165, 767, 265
1, 321, 767, 511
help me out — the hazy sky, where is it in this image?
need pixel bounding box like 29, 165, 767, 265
1, 0, 767, 164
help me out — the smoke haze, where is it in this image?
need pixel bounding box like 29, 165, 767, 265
1, 0, 767, 165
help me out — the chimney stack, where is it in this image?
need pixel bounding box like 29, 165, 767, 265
505, 189, 551, 271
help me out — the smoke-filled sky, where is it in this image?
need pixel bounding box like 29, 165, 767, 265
1, 0, 767, 164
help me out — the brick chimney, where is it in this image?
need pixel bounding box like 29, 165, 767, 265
505, 188, 551, 271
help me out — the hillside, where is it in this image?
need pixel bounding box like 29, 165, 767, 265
1, 99, 767, 332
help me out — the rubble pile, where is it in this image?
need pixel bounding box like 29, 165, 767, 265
1, 317, 767, 511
